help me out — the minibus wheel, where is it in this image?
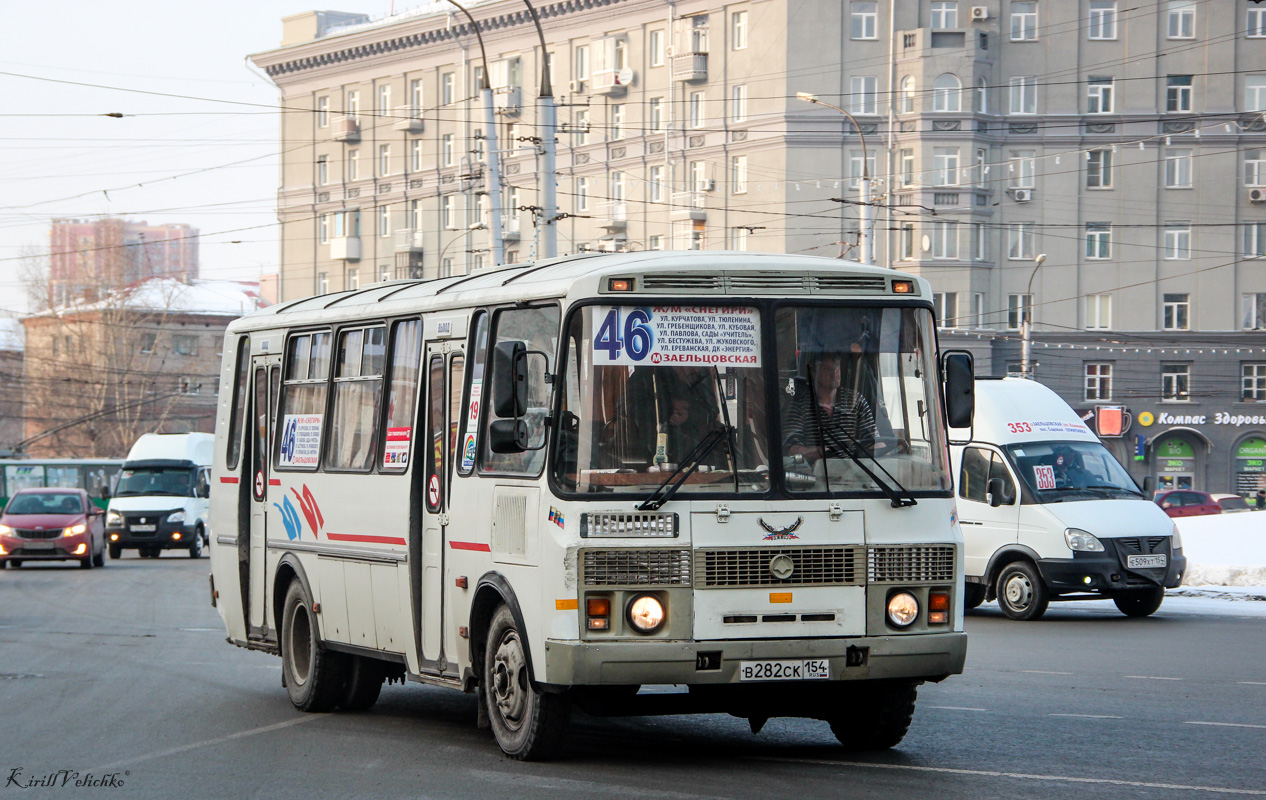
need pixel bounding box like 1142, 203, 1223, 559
483, 604, 569, 760
281, 579, 346, 712
829, 680, 917, 749
996, 561, 1049, 621
108, 543, 122, 560
963, 584, 987, 610
1113, 587, 1164, 618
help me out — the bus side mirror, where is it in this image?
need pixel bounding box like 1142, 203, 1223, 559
943, 351, 975, 430
488, 419, 531, 453
1142, 475, 1155, 495
492, 340, 528, 418
987, 478, 1006, 507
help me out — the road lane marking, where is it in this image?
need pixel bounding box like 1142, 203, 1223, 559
1021, 670, 1074, 675
1125, 675, 1183, 681
1238, 681, 1266, 686
1185, 721, 1266, 730
1049, 714, 1123, 719
751, 756, 1266, 796
92, 715, 326, 771
926, 706, 988, 712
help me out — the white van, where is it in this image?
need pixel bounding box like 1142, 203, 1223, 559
105, 433, 214, 559
952, 378, 1186, 620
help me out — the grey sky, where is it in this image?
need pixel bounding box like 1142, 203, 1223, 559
0, 1, 391, 313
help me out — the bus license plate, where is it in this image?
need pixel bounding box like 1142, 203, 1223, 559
131, 525, 156, 532
1127, 555, 1166, 569
739, 659, 830, 681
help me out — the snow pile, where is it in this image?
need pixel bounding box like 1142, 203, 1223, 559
1175, 512, 1266, 587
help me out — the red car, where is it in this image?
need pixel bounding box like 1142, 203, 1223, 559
1154, 489, 1223, 518
0, 488, 106, 569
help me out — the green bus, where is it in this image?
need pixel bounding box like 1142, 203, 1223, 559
0, 458, 123, 510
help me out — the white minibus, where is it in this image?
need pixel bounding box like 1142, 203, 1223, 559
209, 252, 975, 759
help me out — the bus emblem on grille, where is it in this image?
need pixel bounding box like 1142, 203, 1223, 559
769, 554, 795, 580
759, 516, 803, 540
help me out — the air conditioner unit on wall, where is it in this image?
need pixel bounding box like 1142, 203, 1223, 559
568, 79, 585, 94
970, 6, 989, 21
1012, 188, 1032, 202
1250, 187, 1266, 204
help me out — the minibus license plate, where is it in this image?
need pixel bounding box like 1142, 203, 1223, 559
1127, 555, 1166, 569
131, 524, 156, 532
739, 659, 830, 681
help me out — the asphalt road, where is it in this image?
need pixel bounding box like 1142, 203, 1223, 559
2, 555, 1264, 799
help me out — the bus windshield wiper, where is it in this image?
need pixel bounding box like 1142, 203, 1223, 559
636, 426, 732, 511
812, 413, 917, 508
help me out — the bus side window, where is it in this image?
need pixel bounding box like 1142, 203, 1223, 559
959, 446, 990, 503
426, 354, 446, 512
988, 452, 1016, 504
448, 354, 465, 476
225, 336, 250, 470
326, 326, 387, 471
456, 311, 489, 476
380, 319, 423, 472
277, 331, 332, 471
479, 305, 561, 476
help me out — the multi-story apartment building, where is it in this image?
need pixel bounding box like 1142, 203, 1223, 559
250, 0, 1266, 493
49, 218, 200, 307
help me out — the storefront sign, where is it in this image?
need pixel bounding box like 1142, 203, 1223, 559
1094, 406, 1131, 438
1140, 410, 1266, 428
1236, 437, 1266, 474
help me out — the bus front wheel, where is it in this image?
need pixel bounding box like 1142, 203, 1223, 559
281, 580, 346, 713
829, 680, 918, 750
483, 604, 569, 760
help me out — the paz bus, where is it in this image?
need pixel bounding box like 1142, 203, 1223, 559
208, 251, 975, 760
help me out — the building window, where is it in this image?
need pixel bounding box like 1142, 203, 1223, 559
1251, 7, 1266, 38
442, 134, 455, 167
649, 165, 664, 202
173, 334, 197, 356
690, 91, 705, 128
610, 104, 625, 139
932, 221, 959, 259
1086, 149, 1113, 188
1246, 77, 1266, 112
574, 45, 590, 81
732, 10, 748, 49
731, 155, 748, 194
972, 222, 988, 260
649, 234, 664, 250
1167, 75, 1193, 112
900, 223, 915, 259
1245, 223, 1266, 258
850, 76, 878, 115
899, 148, 915, 186
1164, 149, 1193, 188
439, 258, 453, 278
346, 90, 360, 121
411, 139, 423, 172
731, 84, 748, 123
1087, 76, 1114, 113
1011, 1, 1038, 41
1162, 364, 1190, 402
1009, 148, 1035, 188
1243, 364, 1266, 400
933, 147, 960, 186
931, 1, 958, 29
1009, 76, 1036, 114
442, 72, 455, 105
347, 149, 359, 181
318, 272, 329, 294
318, 213, 329, 244
730, 227, 750, 251
1163, 293, 1190, 330
377, 84, 391, 117
379, 206, 390, 237
410, 199, 422, 230
139, 333, 156, 354
1007, 294, 1032, 329
933, 292, 959, 328
1008, 222, 1035, 259
347, 268, 360, 291
849, 151, 876, 187
975, 76, 988, 112
576, 176, 589, 212
573, 109, 590, 146
973, 147, 987, 187
410, 79, 423, 113
317, 96, 329, 127
1088, 1, 1117, 40
933, 73, 962, 112
1167, 0, 1195, 39
443, 195, 458, 229
317, 155, 329, 186
972, 293, 985, 327
649, 30, 665, 65
379, 144, 391, 176
1086, 293, 1112, 328
1085, 363, 1113, 401
1243, 294, 1266, 329
1164, 223, 1191, 259
643, 98, 661, 133
900, 76, 916, 113
1085, 223, 1112, 260
851, 1, 878, 39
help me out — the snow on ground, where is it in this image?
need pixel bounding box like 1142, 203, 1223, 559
1174, 511, 1266, 595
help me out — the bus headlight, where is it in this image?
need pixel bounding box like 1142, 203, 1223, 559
167, 511, 186, 524
106, 511, 123, 527
627, 595, 666, 634
1064, 528, 1104, 552
62, 524, 87, 537
886, 592, 919, 628
1171, 523, 1183, 550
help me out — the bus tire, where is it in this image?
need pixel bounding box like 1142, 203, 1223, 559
483, 604, 569, 760
1113, 587, 1164, 618
109, 544, 122, 560
338, 656, 385, 711
963, 583, 987, 610
996, 560, 1049, 621
188, 529, 204, 559
281, 579, 346, 713
829, 680, 918, 750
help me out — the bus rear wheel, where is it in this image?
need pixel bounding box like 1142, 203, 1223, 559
338, 656, 385, 711
281, 580, 346, 712
828, 680, 918, 750
483, 604, 569, 760
1113, 587, 1164, 618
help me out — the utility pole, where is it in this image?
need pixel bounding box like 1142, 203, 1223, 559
522, 0, 557, 258
1020, 252, 1047, 379
795, 92, 872, 264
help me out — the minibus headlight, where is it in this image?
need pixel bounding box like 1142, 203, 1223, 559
1064, 528, 1104, 552
1171, 523, 1183, 550
886, 592, 919, 628
62, 524, 87, 537
167, 511, 186, 524
106, 511, 123, 527
627, 595, 666, 634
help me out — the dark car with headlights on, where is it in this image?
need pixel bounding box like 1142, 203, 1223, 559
0, 488, 106, 568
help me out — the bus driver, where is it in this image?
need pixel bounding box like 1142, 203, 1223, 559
783, 352, 878, 461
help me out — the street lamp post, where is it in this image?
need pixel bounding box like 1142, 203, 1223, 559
439, 222, 487, 275
1020, 252, 1047, 379
796, 92, 872, 264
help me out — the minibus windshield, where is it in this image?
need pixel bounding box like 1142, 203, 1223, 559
1003, 440, 1142, 501
114, 467, 195, 497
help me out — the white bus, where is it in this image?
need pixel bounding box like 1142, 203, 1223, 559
208, 252, 975, 760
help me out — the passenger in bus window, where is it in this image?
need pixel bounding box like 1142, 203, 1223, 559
782, 353, 877, 461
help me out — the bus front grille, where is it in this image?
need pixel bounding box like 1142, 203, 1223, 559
867, 546, 956, 584
695, 547, 866, 588
581, 549, 692, 586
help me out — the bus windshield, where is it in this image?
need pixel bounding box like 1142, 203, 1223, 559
115, 467, 195, 497
1003, 440, 1142, 501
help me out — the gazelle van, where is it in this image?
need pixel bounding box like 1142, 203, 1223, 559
105, 433, 213, 559
952, 378, 1186, 620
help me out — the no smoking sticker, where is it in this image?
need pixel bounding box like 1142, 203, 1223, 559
428, 474, 440, 508
255, 471, 265, 497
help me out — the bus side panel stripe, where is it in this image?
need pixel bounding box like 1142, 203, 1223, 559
449, 541, 491, 552
219, 477, 240, 484
325, 532, 408, 546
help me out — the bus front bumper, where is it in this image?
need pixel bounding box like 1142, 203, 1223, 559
542, 631, 967, 687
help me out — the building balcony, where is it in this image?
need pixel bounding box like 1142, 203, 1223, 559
494, 86, 522, 116
329, 236, 361, 261
591, 69, 632, 97
598, 201, 628, 231
500, 216, 521, 241
332, 116, 360, 143
392, 106, 423, 133
671, 191, 706, 220
672, 53, 707, 82
394, 229, 423, 252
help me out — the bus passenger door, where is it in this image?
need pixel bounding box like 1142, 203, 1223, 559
418, 340, 466, 675
246, 356, 282, 639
